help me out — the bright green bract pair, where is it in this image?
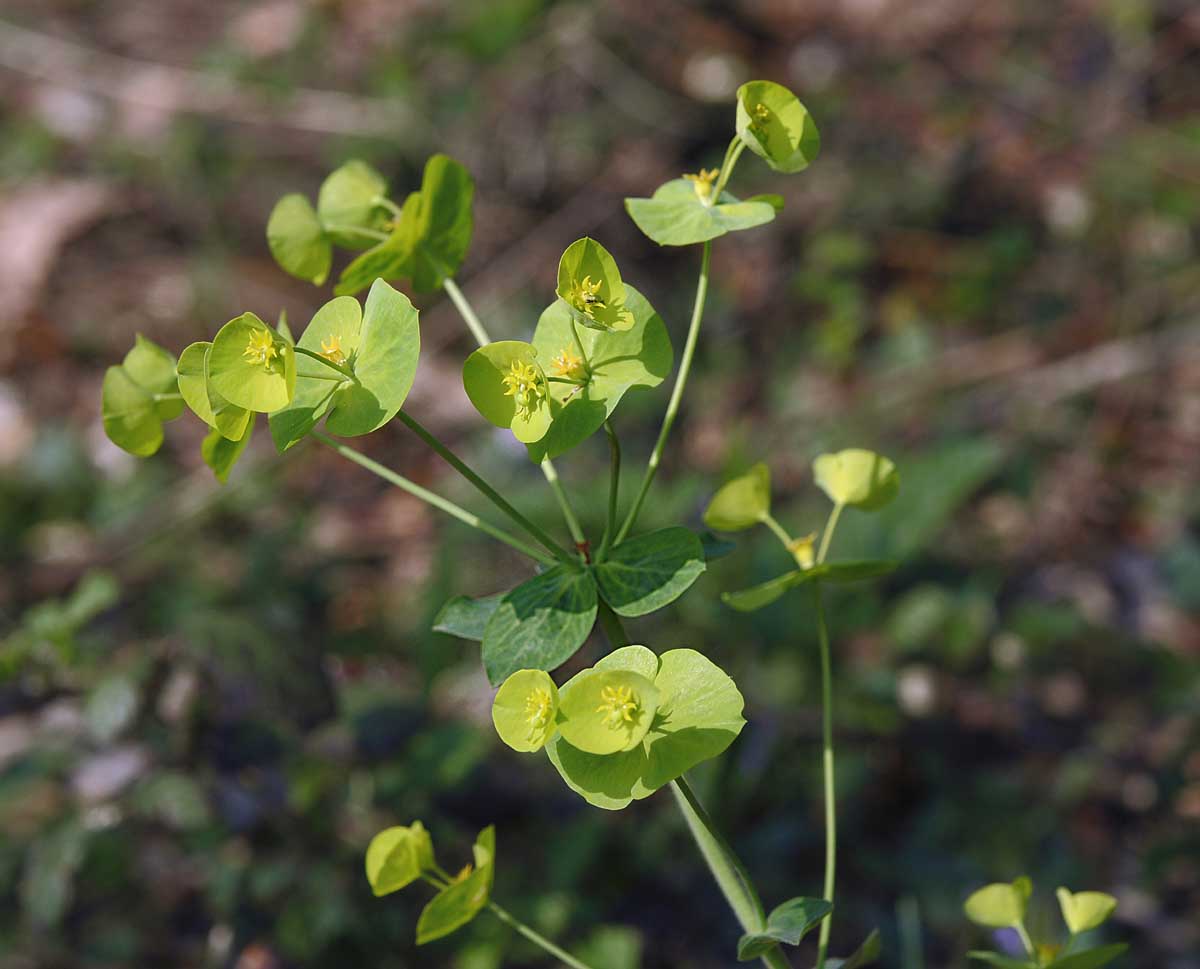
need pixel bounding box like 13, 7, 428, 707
493, 646, 746, 811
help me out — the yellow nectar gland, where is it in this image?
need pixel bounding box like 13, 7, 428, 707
596, 684, 639, 729
683, 167, 720, 203
319, 334, 347, 366
570, 275, 606, 316
788, 532, 817, 570
752, 102, 771, 127
500, 359, 546, 418
552, 346, 584, 379
243, 329, 279, 368
524, 687, 553, 739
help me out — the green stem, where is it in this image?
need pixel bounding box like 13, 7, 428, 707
615, 239, 712, 544
813, 581, 837, 969
373, 195, 405, 220
487, 902, 598, 969
1015, 922, 1036, 960
293, 345, 356, 381
312, 432, 559, 567
598, 420, 621, 559
671, 779, 792, 969
712, 135, 747, 201
395, 410, 572, 562
442, 277, 493, 347
601, 611, 790, 969
323, 223, 389, 242
540, 457, 588, 558
568, 318, 593, 375
762, 513, 794, 549
816, 503, 844, 565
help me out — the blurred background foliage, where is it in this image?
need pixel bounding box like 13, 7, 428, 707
0, 1, 1198, 967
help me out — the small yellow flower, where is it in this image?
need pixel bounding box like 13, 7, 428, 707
452, 863, 474, 883
752, 102, 771, 126
500, 359, 546, 418
569, 275, 606, 316
319, 334, 347, 366
683, 167, 720, 202
552, 347, 584, 379
243, 328, 279, 368
524, 687, 554, 739
787, 532, 817, 570
596, 684, 639, 728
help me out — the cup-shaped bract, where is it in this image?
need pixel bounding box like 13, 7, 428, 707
625, 178, 778, 247
704, 462, 771, 531
415, 826, 495, 945
317, 159, 389, 250
176, 341, 252, 441
267, 193, 332, 285
813, 448, 899, 510
492, 669, 559, 752
556, 238, 635, 332
365, 820, 436, 897
964, 878, 1032, 929
1056, 888, 1117, 935
735, 80, 820, 174
557, 669, 659, 755
101, 335, 185, 457
208, 313, 296, 413
462, 341, 553, 443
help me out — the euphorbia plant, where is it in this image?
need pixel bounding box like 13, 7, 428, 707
101, 78, 1123, 967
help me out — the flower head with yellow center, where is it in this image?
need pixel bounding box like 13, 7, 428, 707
243, 329, 279, 368
596, 684, 639, 729
683, 167, 720, 203
568, 275, 606, 317
552, 346, 585, 380
524, 687, 553, 740
752, 102, 771, 126
320, 334, 347, 366
500, 359, 546, 419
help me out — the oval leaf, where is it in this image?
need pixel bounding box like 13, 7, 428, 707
432, 594, 504, 641
557, 669, 659, 755
208, 313, 296, 413
492, 669, 559, 753
365, 821, 435, 897
463, 341, 552, 444
704, 463, 771, 531
317, 159, 389, 249
813, 449, 899, 510
965, 882, 1029, 929
1056, 889, 1117, 936
267, 193, 331, 285
1046, 944, 1128, 969
737, 897, 832, 961
201, 420, 253, 483
735, 80, 821, 174
626, 178, 777, 247
556, 238, 635, 332
481, 565, 598, 685
594, 527, 705, 617
415, 826, 494, 945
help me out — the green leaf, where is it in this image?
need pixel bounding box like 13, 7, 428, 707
481, 565, 598, 685
269, 281, 420, 448
101, 336, 183, 456
267, 193, 331, 285
336, 154, 473, 295
737, 897, 832, 960
317, 159, 389, 249
432, 594, 504, 641
492, 669, 559, 752
557, 669, 659, 755
721, 561, 896, 612
416, 826, 494, 945
462, 341, 553, 444
594, 527, 705, 617
365, 821, 435, 897
704, 463, 771, 531
826, 928, 882, 969
965, 881, 1030, 929
735, 80, 820, 174
1046, 944, 1128, 969
813, 449, 899, 510
556, 237, 635, 332
967, 954, 1036, 969
526, 285, 672, 460
626, 178, 777, 247
201, 419, 253, 483
208, 313, 296, 413
177, 342, 252, 440
546, 648, 745, 810
1056, 889, 1118, 935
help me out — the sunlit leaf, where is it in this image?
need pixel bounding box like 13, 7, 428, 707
735, 80, 820, 174
626, 178, 777, 247
267, 193, 331, 285
594, 527, 705, 617
704, 463, 771, 531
